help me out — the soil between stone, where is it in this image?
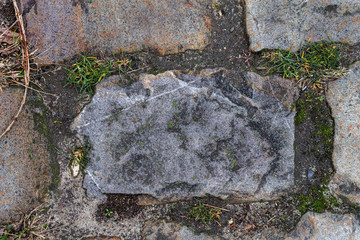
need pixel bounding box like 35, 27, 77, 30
294, 89, 335, 190
0, 0, 15, 24
96, 195, 144, 221
94, 194, 302, 238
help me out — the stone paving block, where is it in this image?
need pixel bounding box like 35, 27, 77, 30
285, 212, 360, 240
0, 89, 50, 223
326, 61, 360, 204
72, 69, 297, 203
20, 0, 211, 64
245, 0, 360, 51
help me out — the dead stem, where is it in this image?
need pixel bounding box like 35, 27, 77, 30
0, 0, 30, 140
9, 79, 59, 98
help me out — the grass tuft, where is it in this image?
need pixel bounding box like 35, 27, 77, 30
65, 54, 132, 98
55, 141, 91, 177
188, 201, 223, 226
70, 145, 90, 169
265, 40, 348, 89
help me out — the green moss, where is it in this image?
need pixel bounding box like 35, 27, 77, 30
229, 160, 237, 169
294, 90, 334, 160
317, 123, 332, 145
294, 92, 316, 125
295, 173, 340, 213
167, 120, 176, 129
294, 107, 307, 125
296, 184, 339, 213
29, 94, 60, 195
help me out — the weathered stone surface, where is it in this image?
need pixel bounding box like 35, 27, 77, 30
326, 61, 360, 204
0, 89, 50, 223
142, 220, 223, 240
20, 0, 211, 64
285, 212, 360, 240
72, 70, 297, 202
246, 0, 360, 51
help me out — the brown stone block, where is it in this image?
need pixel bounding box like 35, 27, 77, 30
21, 0, 211, 65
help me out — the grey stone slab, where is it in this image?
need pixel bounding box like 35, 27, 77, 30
246, 0, 360, 51
72, 70, 296, 202
0, 89, 50, 223
20, 0, 211, 64
326, 61, 360, 204
285, 212, 360, 240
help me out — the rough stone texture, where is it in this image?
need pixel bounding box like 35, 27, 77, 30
246, 0, 360, 51
326, 61, 360, 204
72, 69, 297, 202
20, 0, 211, 64
142, 220, 223, 240
285, 212, 360, 240
0, 89, 50, 223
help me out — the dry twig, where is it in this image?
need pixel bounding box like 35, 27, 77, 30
202, 203, 230, 212
0, 0, 30, 140
9, 79, 59, 98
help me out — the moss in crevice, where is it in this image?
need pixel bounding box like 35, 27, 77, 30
292, 90, 360, 214
293, 88, 335, 194
297, 90, 334, 153
28, 93, 60, 195
294, 90, 334, 161
294, 174, 339, 213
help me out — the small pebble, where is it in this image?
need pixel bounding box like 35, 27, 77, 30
307, 170, 314, 180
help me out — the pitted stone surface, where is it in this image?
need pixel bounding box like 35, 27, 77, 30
72, 70, 296, 202
326, 61, 360, 204
285, 212, 360, 240
20, 0, 211, 64
0, 89, 51, 223
246, 0, 360, 52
